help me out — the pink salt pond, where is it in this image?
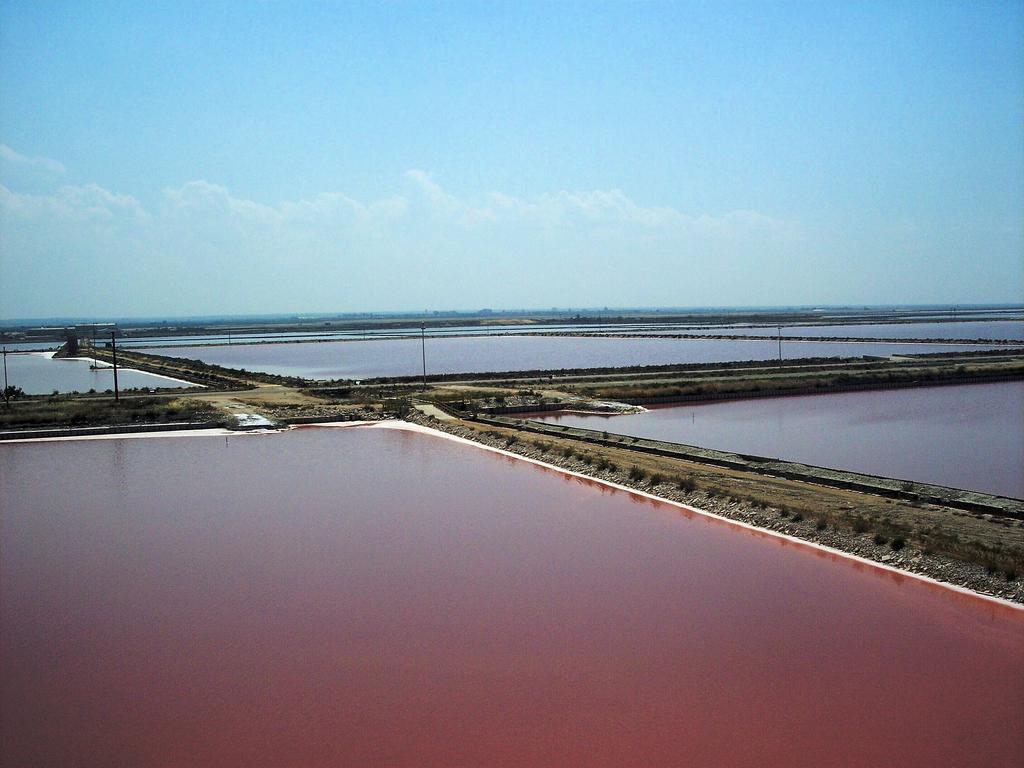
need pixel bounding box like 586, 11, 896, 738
1, 426, 1021, 766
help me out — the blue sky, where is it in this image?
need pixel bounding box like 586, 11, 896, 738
1, 1, 1022, 319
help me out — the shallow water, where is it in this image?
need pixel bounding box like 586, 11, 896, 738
141, 335, 1000, 379
1, 426, 1021, 766
121, 324, 596, 346
0, 340, 63, 352
621, 320, 1024, 341
536, 381, 1024, 497
3, 352, 199, 394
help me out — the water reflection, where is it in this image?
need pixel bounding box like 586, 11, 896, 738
141, 335, 1004, 379
537, 382, 1024, 497
1, 427, 1021, 767
4, 352, 199, 394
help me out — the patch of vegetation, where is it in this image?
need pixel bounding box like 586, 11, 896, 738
0, 396, 227, 430
677, 476, 698, 492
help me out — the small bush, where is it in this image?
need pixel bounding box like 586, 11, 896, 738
627, 466, 646, 482
852, 517, 870, 534
1006, 569, 1018, 582
778, 508, 790, 519
890, 537, 905, 551
677, 477, 697, 492
649, 473, 664, 486
791, 512, 804, 523
816, 519, 828, 531
873, 533, 889, 546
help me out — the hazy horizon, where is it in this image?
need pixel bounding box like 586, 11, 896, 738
3, 301, 1023, 330
2, 1, 1022, 319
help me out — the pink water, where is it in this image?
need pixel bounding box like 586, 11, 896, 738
622, 320, 1024, 340
142, 335, 1001, 379
2, 427, 1022, 766
537, 381, 1024, 497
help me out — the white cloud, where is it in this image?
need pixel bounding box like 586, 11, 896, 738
0, 144, 66, 175
406, 171, 792, 236
0, 183, 146, 222
1, 163, 814, 317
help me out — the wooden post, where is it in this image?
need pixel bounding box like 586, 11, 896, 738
421, 324, 427, 390
111, 333, 120, 402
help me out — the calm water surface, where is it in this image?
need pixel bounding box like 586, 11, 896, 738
537, 382, 1024, 497
142, 335, 999, 379
0, 340, 63, 352
122, 324, 597, 346
1, 426, 1021, 766
4, 352, 199, 394
622, 320, 1024, 341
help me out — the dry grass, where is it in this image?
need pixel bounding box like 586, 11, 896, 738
1, 396, 226, 429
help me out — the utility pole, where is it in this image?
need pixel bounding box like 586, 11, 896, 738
111, 333, 120, 402
420, 324, 427, 390
777, 325, 782, 363
2, 345, 8, 406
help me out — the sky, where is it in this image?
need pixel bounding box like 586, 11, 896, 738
1, 1, 1022, 320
